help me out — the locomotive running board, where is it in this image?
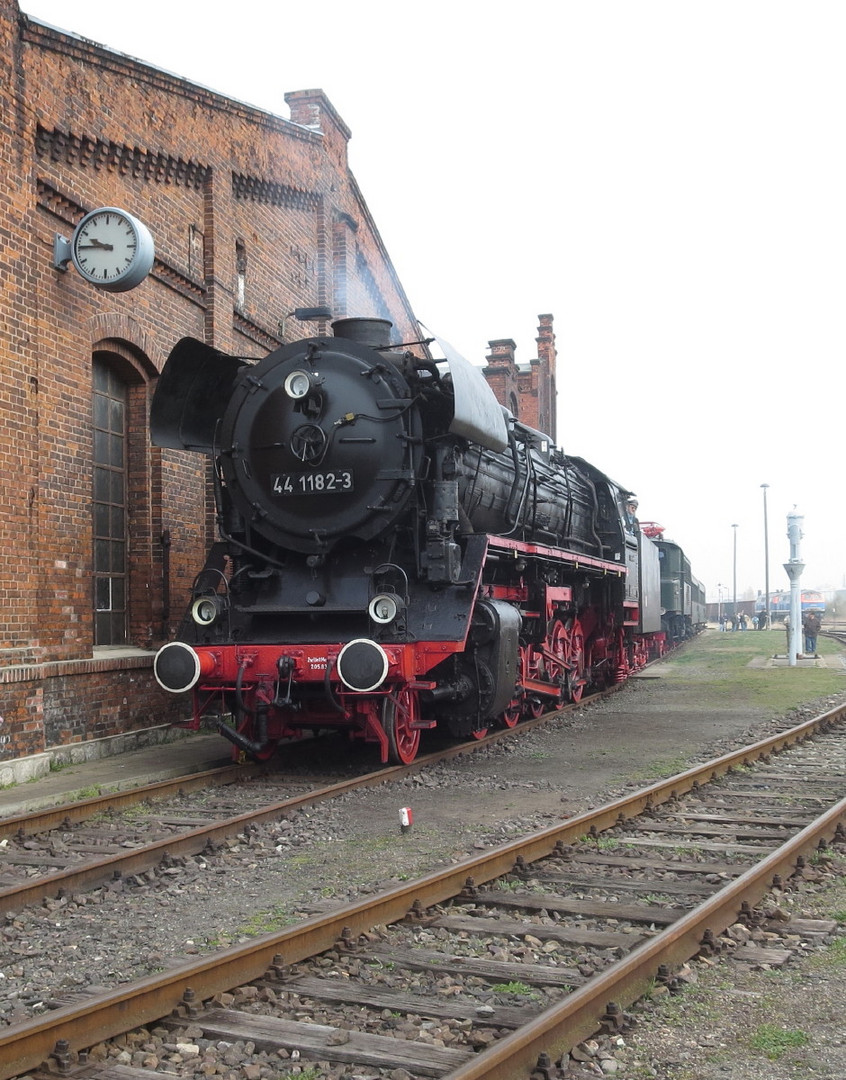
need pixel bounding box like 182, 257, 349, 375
488, 535, 625, 575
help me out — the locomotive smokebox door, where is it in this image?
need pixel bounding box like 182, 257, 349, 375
218, 336, 423, 554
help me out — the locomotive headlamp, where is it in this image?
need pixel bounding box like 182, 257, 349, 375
284, 369, 320, 400
191, 594, 226, 626
368, 593, 402, 625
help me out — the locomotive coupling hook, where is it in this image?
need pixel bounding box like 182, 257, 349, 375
274, 655, 297, 708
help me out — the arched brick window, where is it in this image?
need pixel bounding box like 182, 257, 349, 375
92, 345, 158, 649
93, 359, 128, 644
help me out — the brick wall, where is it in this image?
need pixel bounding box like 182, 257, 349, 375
482, 314, 557, 441
0, 2, 420, 762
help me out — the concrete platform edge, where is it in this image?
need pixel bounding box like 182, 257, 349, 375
0, 726, 231, 818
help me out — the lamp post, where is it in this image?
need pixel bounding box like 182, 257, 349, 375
732, 524, 739, 622
761, 484, 770, 629
717, 583, 725, 627
784, 510, 804, 664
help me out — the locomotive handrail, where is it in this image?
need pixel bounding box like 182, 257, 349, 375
488, 535, 626, 574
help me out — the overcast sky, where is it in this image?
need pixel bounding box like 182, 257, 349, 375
23, 0, 846, 601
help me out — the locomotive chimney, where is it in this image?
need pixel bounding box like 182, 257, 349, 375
331, 317, 393, 348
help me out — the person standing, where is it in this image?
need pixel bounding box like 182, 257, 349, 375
624, 495, 639, 534
803, 610, 822, 657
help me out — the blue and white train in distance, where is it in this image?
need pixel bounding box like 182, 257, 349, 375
757, 590, 826, 622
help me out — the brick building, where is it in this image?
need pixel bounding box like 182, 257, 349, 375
482, 313, 557, 442
0, 1, 559, 776
0, 0, 425, 773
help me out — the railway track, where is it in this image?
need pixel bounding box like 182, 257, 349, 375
0, 760, 260, 834
2, 699, 844, 1080
0, 694, 608, 917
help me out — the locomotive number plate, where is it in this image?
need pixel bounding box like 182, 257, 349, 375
272, 470, 354, 495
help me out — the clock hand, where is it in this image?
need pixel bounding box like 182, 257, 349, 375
78, 239, 114, 250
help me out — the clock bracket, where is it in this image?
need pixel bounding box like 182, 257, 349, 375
53, 233, 73, 271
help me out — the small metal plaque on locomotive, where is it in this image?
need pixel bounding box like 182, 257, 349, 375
272, 470, 354, 495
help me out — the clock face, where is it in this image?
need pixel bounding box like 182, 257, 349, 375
71, 208, 155, 292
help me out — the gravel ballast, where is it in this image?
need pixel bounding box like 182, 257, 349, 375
1, 630, 845, 1078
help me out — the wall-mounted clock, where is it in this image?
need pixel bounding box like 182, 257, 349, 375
55, 207, 155, 292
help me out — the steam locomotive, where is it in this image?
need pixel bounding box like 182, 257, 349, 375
151, 318, 694, 765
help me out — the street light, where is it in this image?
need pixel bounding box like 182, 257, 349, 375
732, 524, 739, 622
761, 484, 770, 629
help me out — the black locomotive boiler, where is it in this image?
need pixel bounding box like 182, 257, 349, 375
151, 318, 678, 764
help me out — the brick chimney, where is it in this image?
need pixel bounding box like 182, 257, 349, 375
484, 339, 520, 419
285, 89, 351, 168
535, 313, 557, 442
481, 316, 558, 440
